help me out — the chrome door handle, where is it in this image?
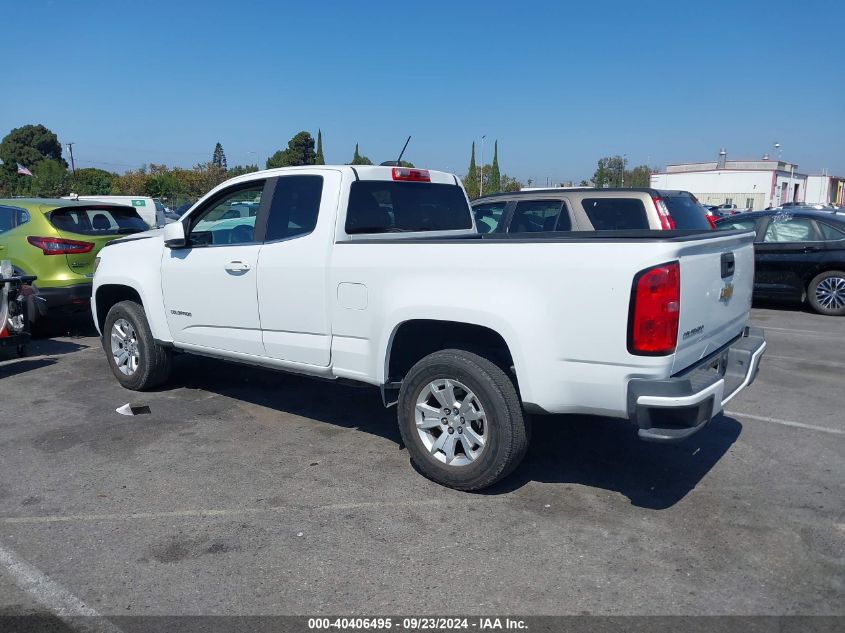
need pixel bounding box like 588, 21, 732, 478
225, 261, 250, 273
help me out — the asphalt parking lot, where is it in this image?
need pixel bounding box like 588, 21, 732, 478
0, 305, 843, 618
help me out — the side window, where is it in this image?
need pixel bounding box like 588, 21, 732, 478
472, 201, 507, 234
763, 217, 816, 243
581, 198, 649, 230
509, 200, 568, 233
818, 222, 845, 241
264, 175, 323, 242
0, 206, 16, 233
0, 206, 29, 234
717, 219, 757, 232
189, 182, 265, 246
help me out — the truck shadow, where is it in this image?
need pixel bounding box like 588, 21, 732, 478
166, 355, 741, 510
486, 413, 742, 509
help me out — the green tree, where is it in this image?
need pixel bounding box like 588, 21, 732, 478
23, 160, 69, 197
500, 174, 523, 192
488, 140, 501, 194
625, 164, 653, 188
0, 124, 67, 195
69, 167, 115, 195
266, 131, 316, 168
593, 155, 626, 188
350, 143, 373, 165
315, 129, 325, 165
462, 142, 479, 199
226, 164, 259, 178
578, 179, 590, 186
212, 142, 227, 170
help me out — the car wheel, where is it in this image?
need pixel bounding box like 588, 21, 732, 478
808, 271, 845, 316
103, 300, 172, 390
397, 349, 529, 491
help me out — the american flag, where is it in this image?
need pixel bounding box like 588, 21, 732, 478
17, 163, 33, 176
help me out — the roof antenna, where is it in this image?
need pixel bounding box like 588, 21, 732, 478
380, 136, 412, 167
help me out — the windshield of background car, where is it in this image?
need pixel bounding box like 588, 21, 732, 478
346, 181, 472, 234
49, 205, 148, 235
581, 198, 649, 230
663, 195, 712, 229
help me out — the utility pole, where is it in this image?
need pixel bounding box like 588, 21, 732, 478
479, 135, 486, 197
66, 142, 76, 174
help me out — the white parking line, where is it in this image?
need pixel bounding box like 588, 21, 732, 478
763, 354, 845, 370
0, 542, 123, 633
725, 410, 844, 435
759, 326, 845, 338
0, 498, 449, 526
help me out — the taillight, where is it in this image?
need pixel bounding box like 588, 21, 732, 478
392, 167, 430, 182
628, 261, 680, 355
705, 213, 717, 229
27, 236, 94, 255
651, 195, 676, 230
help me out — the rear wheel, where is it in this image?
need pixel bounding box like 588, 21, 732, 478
808, 271, 845, 316
397, 349, 529, 491
103, 300, 172, 390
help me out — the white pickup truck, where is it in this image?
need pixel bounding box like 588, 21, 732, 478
92, 165, 766, 490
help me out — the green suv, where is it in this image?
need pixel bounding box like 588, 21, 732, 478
0, 198, 148, 313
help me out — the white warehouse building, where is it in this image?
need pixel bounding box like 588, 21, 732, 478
650, 152, 808, 211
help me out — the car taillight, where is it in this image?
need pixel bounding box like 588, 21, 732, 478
392, 167, 430, 182
628, 261, 680, 355
27, 236, 94, 255
705, 214, 717, 229
651, 195, 676, 230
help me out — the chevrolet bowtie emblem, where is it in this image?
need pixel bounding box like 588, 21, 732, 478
719, 283, 734, 303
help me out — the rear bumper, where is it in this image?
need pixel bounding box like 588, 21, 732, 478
37, 283, 92, 310
627, 326, 766, 442
0, 332, 30, 350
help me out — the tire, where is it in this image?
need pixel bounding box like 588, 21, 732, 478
397, 349, 529, 491
807, 270, 845, 316
103, 300, 172, 390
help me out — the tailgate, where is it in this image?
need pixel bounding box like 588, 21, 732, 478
672, 230, 756, 374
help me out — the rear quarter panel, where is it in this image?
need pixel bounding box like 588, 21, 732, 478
329, 238, 691, 417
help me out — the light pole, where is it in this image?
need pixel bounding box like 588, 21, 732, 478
248, 151, 260, 170
621, 153, 626, 188
479, 135, 486, 197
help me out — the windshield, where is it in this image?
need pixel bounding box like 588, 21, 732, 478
49, 205, 148, 236
663, 195, 713, 229
346, 181, 472, 234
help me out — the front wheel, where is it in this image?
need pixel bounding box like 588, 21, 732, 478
808, 271, 845, 316
103, 300, 172, 390
397, 349, 529, 491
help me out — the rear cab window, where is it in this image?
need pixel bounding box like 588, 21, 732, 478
662, 194, 712, 230
581, 198, 649, 230
346, 181, 472, 234
49, 205, 148, 236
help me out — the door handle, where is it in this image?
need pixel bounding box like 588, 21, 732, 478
224, 261, 251, 273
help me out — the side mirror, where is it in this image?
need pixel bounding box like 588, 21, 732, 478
163, 221, 187, 249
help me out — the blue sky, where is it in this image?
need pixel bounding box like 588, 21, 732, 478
3, 0, 842, 182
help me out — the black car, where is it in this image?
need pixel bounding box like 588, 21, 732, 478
715, 209, 845, 315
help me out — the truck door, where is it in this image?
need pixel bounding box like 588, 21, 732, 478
161, 180, 269, 355
256, 171, 337, 366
